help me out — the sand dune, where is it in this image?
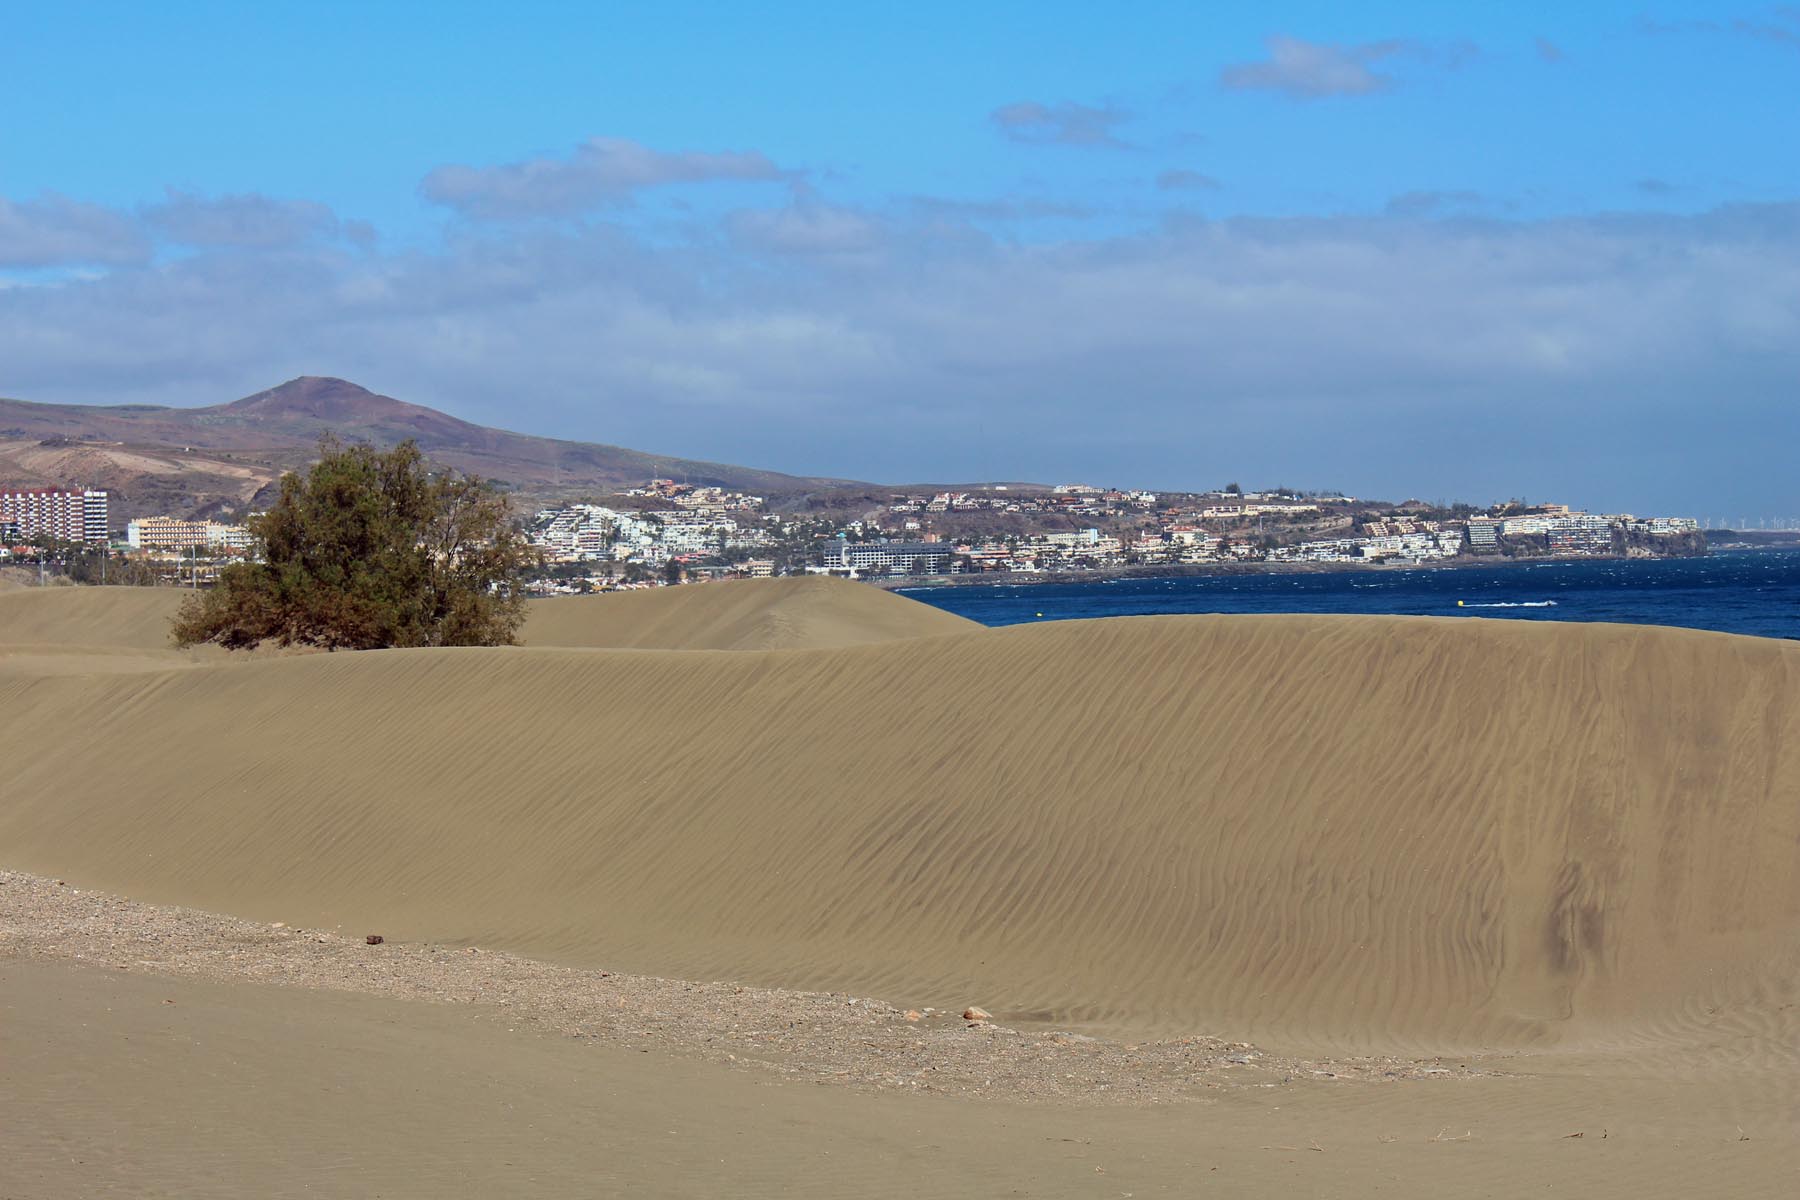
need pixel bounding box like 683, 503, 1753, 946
0, 575, 976, 656
12, 957, 1797, 1200
0, 585, 191, 653
4, 602, 1797, 1053
523, 575, 979, 650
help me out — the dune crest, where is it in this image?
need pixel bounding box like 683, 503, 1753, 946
0, 575, 976, 657
0, 586, 191, 654
523, 576, 979, 650
3, 601, 1797, 1052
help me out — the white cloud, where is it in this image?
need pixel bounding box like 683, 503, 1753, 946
727, 200, 887, 256
143, 190, 340, 249
990, 101, 1132, 148
1384, 190, 1486, 217
1156, 169, 1221, 192
421, 136, 788, 219
1219, 35, 1406, 98
0, 193, 149, 267
2, 198, 1794, 511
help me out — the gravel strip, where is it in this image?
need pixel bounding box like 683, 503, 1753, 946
0, 869, 1483, 1104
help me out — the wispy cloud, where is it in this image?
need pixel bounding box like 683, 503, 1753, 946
727, 198, 886, 256
421, 136, 788, 219
1534, 36, 1565, 62
1219, 35, 1407, 98
143, 190, 341, 249
990, 101, 1133, 148
1156, 169, 1221, 192
1739, 5, 1800, 47
1641, 7, 1800, 49
906, 195, 1095, 221
1384, 190, 1486, 218
0, 192, 149, 268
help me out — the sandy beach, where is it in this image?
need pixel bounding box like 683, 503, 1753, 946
4, 577, 1798, 1196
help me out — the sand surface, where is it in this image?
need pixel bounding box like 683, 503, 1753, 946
4, 579, 1798, 1195
0, 574, 974, 656
523, 575, 981, 649
0, 584, 195, 652
6, 868, 1795, 1198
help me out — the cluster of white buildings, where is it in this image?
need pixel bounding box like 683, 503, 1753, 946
1197, 500, 1323, 520
1623, 516, 1701, 535
884, 486, 1163, 520
533, 474, 1708, 585
826, 504, 1704, 579
0, 489, 266, 567
1462, 512, 1698, 555
1464, 511, 1614, 553
533, 504, 654, 560
529, 495, 777, 566
1270, 530, 1466, 565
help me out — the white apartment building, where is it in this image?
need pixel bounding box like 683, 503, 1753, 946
0, 488, 109, 543
126, 516, 253, 552
836, 541, 955, 575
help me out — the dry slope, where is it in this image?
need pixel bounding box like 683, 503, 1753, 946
523, 576, 979, 650
3, 607, 1797, 1053
0, 576, 976, 656
0, 586, 190, 653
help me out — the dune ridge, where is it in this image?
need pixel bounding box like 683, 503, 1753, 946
0, 585, 190, 653
522, 576, 980, 650
0, 575, 976, 657
3, 596, 1797, 1053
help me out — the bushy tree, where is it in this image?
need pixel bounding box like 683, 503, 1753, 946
173, 437, 536, 650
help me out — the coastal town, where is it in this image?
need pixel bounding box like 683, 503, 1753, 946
514, 480, 1705, 590
0, 480, 1709, 590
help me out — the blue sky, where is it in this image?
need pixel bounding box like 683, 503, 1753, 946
2, 1, 1797, 514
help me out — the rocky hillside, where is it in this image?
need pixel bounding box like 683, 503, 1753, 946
0, 377, 855, 522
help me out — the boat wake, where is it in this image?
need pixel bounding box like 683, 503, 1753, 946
1457, 600, 1558, 609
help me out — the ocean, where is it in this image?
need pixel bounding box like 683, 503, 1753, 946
900, 549, 1800, 641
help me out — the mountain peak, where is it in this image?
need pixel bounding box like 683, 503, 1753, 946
221, 376, 394, 421
208, 376, 493, 443
0, 377, 856, 523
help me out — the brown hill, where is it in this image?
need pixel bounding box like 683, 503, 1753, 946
3, 600, 1797, 1053
0, 376, 855, 521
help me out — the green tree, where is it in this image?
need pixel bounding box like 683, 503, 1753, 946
172, 437, 535, 650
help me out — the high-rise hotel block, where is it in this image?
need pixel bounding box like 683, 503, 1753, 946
0, 488, 111, 543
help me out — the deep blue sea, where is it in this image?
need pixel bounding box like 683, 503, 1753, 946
900, 549, 1800, 641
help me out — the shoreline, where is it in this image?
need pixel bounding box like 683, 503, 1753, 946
871, 548, 1716, 591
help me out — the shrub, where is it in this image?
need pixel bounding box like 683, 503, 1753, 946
172, 437, 536, 650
